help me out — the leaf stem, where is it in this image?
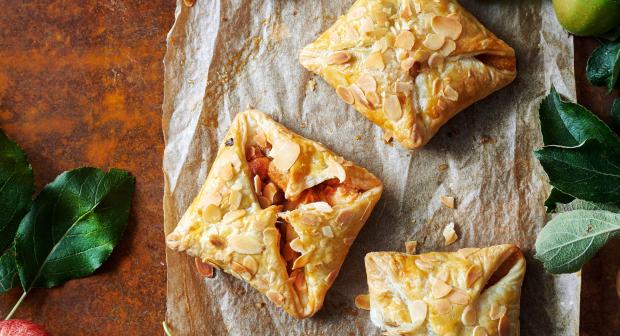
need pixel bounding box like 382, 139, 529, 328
4, 290, 28, 320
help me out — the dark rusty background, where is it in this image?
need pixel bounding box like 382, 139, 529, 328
0, 1, 617, 335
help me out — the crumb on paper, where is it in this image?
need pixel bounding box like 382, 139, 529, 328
440, 196, 455, 209
480, 135, 496, 144
354, 294, 370, 310
308, 78, 316, 91
355, 134, 362, 140
300, 122, 307, 129
443, 222, 458, 246
405, 240, 417, 254
383, 131, 393, 144
438, 163, 449, 171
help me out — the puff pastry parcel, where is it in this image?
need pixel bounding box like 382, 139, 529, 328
300, 0, 517, 149
364, 244, 525, 335
166, 110, 383, 318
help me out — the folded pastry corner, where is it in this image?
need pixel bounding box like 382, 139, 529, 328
166, 110, 383, 318
300, 0, 517, 149
365, 244, 525, 335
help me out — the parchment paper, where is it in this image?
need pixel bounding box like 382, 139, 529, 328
162, 1, 580, 334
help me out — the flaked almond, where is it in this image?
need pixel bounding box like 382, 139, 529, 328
321, 226, 334, 238
354, 294, 370, 310
356, 73, 377, 92
209, 234, 226, 249
203, 204, 222, 222
461, 305, 477, 326
439, 39, 456, 56
436, 269, 449, 282
383, 131, 393, 144
229, 190, 242, 210
415, 258, 434, 272
400, 57, 415, 72
432, 78, 442, 95
221, 150, 242, 171
422, 33, 445, 50
293, 270, 306, 292
443, 85, 459, 101
412, 49, 430, 63
336, 86, 355, 105
258, 196, 271, 208
365, 52, 385, 70
220, 163, 235, 181
394, 81, 413, 95
431, 16, 462, 40
395, 30, 415, 50
413, 2, 422, 13
242, 255, 258, 276
326, 158, 347, 183
365, 91, 380, 107
375, 12, 388, 25
349, 84, 370, 107
289, 237, 304, 253
448, 289, 469, 305
253, 133, 267, 148
401, 2, 413, 19
432, 279, 453, 298
266, 291, 285, 306
359, 17, 374, 35
231, 261, 252, 279
195, 257, 215, 278
384, 95, 402, 121
203, 192, 222, 207
229, 234, 262, 254
489, 303, 507, 320
349, 6, 366, 19
440, 196, 455, 209
223, 209, 246, 223
411, 300, 428, 324
434, 298, 452, 315
253, 175, 263, 196
405, 240, 417, 254
270, 140, 300, 172
262, 182, 281, 205
466, 265, 482, 288
293, 251, 312, 269
443, 222, 458, 246
327, 50, 352, 65
498, 314, 510, 336
428, 52, 444, 68
473, 326, 489, 336
457, 247, 480, 258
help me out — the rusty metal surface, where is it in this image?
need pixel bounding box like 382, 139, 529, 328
574, 36, 620, 336
0, 1, 174, 335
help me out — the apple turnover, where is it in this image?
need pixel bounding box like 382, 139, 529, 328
166, 110, 383, 318
300, 0, 517, 149
364, 244, 525, 335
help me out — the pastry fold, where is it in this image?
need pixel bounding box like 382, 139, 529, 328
166, 110, 383, 318
365, 244, 525, 335
300, 0, 517, 149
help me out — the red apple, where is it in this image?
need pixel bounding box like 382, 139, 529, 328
0, 320, 50, 336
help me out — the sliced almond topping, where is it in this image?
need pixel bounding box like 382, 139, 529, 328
375, 12, 388, 25
356, 74, 377, 92
383, 131, 393, 144
432, 78, 442, 95
292, 251, 312, 269
395, 30, 415, 50
431, 16, 462, 40
400, 57, 415, 72
457, 247, 480, 258
448, 289, 469, 305
419, 254, 439, 263
242, 255, 258, 276
466, 265, 482, 288
440, 196, 455, 209
394, 81, 413, 95
422, 33, 445, 50
349, 6, 366, 19
293, 270, 307, 292
359, 17, 374, 35
412, 49, 430, 63
401, 2, 413, 19
209, 234, 226, 249
326, 158, 347, 183
308, 201, 333, 212
432, 279, 453, 298
498, 314, 510, 336
220, 163, 235, 181
229, 190, 242, 210
415, 258, 434, 272
262, 182, 281, 205
266, 291, 285, 306
258, 196, 271, 208
253, 133, 267, 148
253, 175, 263, 196
270, 140, 300, 172
411, 300, 428, 324
384, 95, 402, 121
443, 222, 458, 246
203, 204, 222, 222
473, 326, 489, 336
289, 237, 304, 253
194, 257, 215, 278
405, 240, 417, 254
203, 192, 222, 207
489, 303, 507, 320
262, 227, 279, 244
436, 269, 449, 282
365, 52, 385, 70
365, 91, 380, 107
443, 85, 459, 101
223, 209, 246, 223
434, 298, 452, 315
439, 39, 456, 56
461, 305, 477, 326
231, 261, 252, 279
229, 234, 262, 254
349, 84, 370, 107
321, 226, 334, 238
327, 50, 352, 65
336, 86, 355, 105
354, 294, 371, 310
428, 52, 445, 68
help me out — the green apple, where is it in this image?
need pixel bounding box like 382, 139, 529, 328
552, 0, 620, 36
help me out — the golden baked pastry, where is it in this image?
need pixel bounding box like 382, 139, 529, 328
166, 110, 383, 318
364, 244, 525, 335
300, 0, 517, 149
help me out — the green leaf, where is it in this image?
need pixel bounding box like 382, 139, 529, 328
538, 87, 620, 147
0, 246, 19, 293
0, 129, 34, 253
586, 42, 620, 92
544, 188, 575, 212
15, 167, 135, 291
535, 209, 620, 274
612, 96, 620, 132
534, 139, 620, 203
556, 199, 620, 213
